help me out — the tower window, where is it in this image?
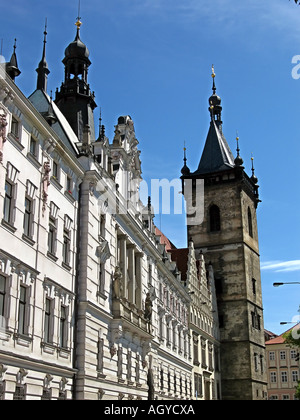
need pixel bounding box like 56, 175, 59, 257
248, 207, 253, 238
209, 205, 220, 232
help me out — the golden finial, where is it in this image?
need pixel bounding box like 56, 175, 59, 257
211, 65, 215, 79
75, 0, 82, 29
75, 19, 82, 29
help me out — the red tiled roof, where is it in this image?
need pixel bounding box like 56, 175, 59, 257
155, 227, 177, 251
265, 323, 300, 345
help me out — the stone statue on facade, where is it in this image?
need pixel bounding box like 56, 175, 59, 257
113, 266, 123, 299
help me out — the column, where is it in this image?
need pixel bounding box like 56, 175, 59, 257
135, 252, 143, 309
127, 245, 135, 304
119, 235, 127, 299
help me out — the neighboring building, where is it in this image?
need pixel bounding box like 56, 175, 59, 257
266, 326, 300, 400
156, 231, 221, 400
181, 68, 267, 400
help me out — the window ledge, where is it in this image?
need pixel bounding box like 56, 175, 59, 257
1, 219, 17, 233
47, 251, 58, 262
41, 341, 56, 355
57, 347, 71, 359
22, 233, 35, 246
62, 262, 72, 271
64, 190, 76, 203
26, 152, 42, 169
14, 333, 33, 347
50, 176, 63, 191
7, 133, 24, 151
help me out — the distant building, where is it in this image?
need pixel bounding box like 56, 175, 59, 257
266, 326, 300, 400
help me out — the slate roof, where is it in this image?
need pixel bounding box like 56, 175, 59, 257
193, 119, 235, 175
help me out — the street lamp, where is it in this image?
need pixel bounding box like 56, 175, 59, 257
273, 282, 300, 287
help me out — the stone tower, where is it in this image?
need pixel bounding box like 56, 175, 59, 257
181, 68, 267, 400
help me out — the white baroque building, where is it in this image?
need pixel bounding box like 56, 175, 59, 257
0, 19, 221, 400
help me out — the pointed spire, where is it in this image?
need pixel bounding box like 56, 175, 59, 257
212, 65, 216, 94
251, 155, 258, 185
234, 132, 244, 167
36, 19, 50, 92
181, 142, 190, 175
6, 38, 21, 81
97, 108, 106, 141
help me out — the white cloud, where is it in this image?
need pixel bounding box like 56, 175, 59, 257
261, 260, 300, 273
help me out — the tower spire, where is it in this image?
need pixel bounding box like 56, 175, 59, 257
234, 132, 244, 167
181, 141, 190, 175
36, 19, 50, 92
251, 155, 258, 184
208, 65, 222, 126
6, 38, 21, 81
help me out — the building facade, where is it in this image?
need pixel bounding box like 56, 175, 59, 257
0, 18, 206, 400
0, 18, 266, 401
266, 327, 300, 400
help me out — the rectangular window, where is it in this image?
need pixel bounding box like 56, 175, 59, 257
44, 297, 52, 343
291, 350, 298, 360
66, 176, 72, 194
270, 372, 277, 383
3, 180, 13, 224
0, 275, 6, 318
194, 373, 202, 398
11, 116, 19, 139
29, 136, 38, 157
18, 285, 27, 335
252, 278, 256, 295
48, 216, 57, 256
254, 353, 258, 372
23, 196, 34, 238
52, 161, 59, 181
281, 371, 288, 383
280, 351, 286, 360
59, 305, 67, 348
269, 351, 275, 361
62, 229, 71, 266
292, 370, 299, 382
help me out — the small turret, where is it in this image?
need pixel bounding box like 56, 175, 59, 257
6, 39, 21, 81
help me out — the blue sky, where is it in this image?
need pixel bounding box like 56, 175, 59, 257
1, 0, 300, 335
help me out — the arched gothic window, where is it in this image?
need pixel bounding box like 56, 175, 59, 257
209, 205, 220, 232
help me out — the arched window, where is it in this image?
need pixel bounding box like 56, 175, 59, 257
248, 207, 253, 238
209, 205, 220, 232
